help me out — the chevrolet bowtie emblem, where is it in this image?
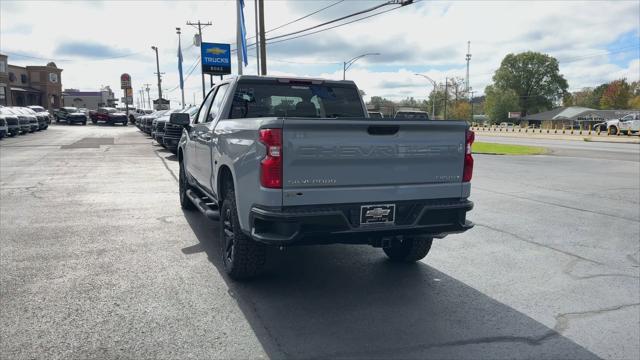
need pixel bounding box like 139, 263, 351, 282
366, 208, 391, 217
207, 48, 227, 55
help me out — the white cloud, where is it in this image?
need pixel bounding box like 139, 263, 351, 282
1, 0, 638, 106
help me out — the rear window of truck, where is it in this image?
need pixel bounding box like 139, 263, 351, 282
229, 81, 364, 119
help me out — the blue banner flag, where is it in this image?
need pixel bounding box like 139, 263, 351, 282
177, 37, 184, 90
239, 0, 248, 66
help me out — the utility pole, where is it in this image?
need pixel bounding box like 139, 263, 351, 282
470, 89, 475, 122
444, 78, 448, 120
254, 0, 260, 74
151, 46, 163, 109
176, 27, 185, 108
144, 84, 151, 109
187, 20, 212, 98
258, 0, 267, 75
236, 1, 243, 75
465, 41, 472, 95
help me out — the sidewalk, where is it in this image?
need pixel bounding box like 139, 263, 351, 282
471, 127, 640, 144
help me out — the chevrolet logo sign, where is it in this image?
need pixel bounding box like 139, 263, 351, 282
366, 208, 391, 218
207, 47, 227, 55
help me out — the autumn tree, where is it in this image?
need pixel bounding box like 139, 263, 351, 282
450, 101, 471, 120
600, 79, 632, 109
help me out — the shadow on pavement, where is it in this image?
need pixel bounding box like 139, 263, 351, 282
182, 210, 598, 359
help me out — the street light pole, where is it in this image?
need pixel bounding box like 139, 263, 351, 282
414, 73, 437, 119
151, 46, 162, 110
343, 52, 380, 80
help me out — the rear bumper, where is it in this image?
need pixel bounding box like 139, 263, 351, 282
249, 199, 474, 245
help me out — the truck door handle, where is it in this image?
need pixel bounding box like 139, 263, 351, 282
368, 125, 399, 135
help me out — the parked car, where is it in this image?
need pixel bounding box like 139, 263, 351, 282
498, 122, 515, 128
368, 111, 384, 118
21, 107, 49, 130
163, 106, 198, 152
91, 107, 128, 126
140, 110, 168, 135
394, 110, 429, 120
0, 117, 7, 139
27, 105, 53, 124
617, 113, 640, 134
129, 108, 153, 124
595, 113, 640, 134
174, 75, 474, 279
12, 107, 38, 132
0, 107, 21, 136
55, 107, 87, 125
152, 108, 180, 141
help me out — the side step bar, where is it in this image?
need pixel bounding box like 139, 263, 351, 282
186, 189, 220, 221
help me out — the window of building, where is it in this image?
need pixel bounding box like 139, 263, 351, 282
0, 86, 6, 100
9, 73, 16, 82
20, 74, 28, 84
0, 61, 6, 73
49, 73, 58, 83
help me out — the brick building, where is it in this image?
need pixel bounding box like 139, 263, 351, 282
0, 53, 63, 110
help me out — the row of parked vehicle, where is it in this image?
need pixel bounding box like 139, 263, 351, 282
0, 105, 51, 138
135, 106, 198, 153
51, 106, 135, 126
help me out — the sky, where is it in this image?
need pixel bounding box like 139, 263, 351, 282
1, 0, 639, 107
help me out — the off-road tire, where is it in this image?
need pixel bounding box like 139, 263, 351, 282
179, 161, 196, 211
221, 187, 267, 280
383, 237, 433, 262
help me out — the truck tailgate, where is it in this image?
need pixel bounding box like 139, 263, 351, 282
281, 118, 468, 206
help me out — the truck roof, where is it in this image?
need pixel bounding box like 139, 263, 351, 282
235, 75, 357, 86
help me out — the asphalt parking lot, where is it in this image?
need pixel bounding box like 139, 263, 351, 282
1, 124, 639, 359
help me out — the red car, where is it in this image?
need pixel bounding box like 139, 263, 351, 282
92, 107, 128, 126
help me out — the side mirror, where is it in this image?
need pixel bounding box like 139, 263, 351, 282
170, 112, 190, 126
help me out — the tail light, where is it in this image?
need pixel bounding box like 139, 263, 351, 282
463, 130, 474, 182
259, 129, 282, 188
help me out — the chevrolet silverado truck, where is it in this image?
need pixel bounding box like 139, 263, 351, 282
55, 107, 87, 125
172, 75, 474, 279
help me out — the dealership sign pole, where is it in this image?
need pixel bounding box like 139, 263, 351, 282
120, 73, 132, 118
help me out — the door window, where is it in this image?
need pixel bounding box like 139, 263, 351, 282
206, 84, 230, 122
195, 90, 215, 124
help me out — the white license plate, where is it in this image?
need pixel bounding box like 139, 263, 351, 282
360, 204, 396, 225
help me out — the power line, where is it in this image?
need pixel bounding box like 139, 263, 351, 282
246, 0, 346, 41
246, 53, 341, 65
231, 0, 420, 52
265, 4, 411, 48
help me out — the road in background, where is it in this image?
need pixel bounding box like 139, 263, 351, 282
478, 135, 640, 162
1, 125, 638, 359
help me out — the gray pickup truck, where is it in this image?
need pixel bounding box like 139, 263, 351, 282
172, 75, 474, 279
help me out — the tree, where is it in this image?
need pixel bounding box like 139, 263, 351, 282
450, 101, 471, 120
600, 79, 632, 109
484, 85, 519, 123
492, 52, 568, 116
570, 87, 600, 108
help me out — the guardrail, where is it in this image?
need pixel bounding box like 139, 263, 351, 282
470, 125, 639, 137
